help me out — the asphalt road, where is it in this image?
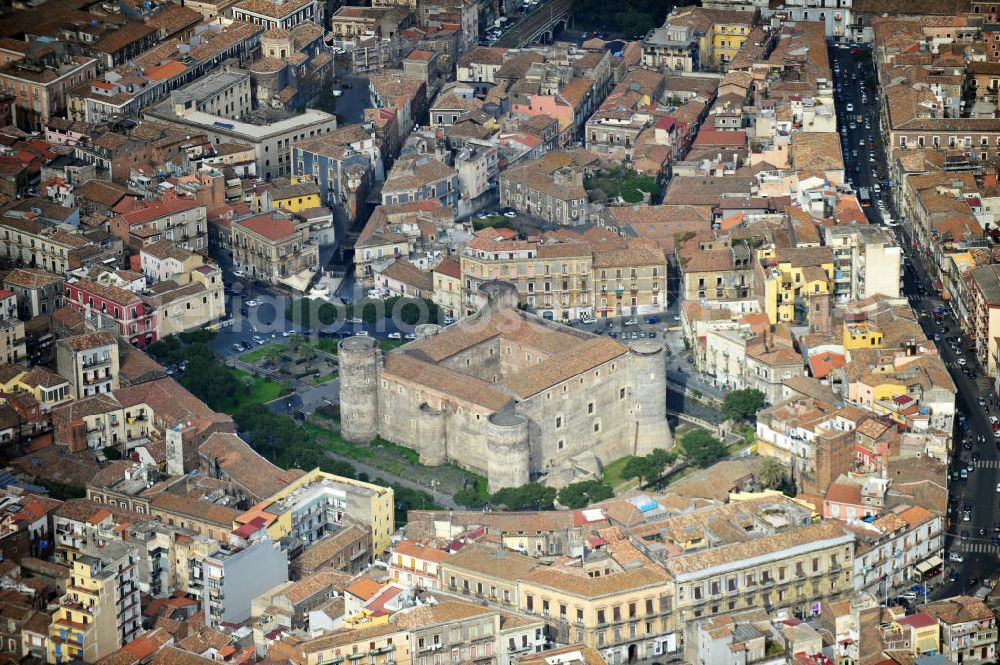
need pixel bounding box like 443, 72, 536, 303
830, 41, 1000, 599
830, 42, 890, 222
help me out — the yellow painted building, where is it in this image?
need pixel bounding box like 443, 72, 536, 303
843, 320, 884, 350
48, 541, 140, 664
711, 20, 752, 67
236, 469, 395, 555
267, 177, 322, 213
760, 248, 834, 325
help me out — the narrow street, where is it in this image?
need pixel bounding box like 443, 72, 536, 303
829, 41, 999, 598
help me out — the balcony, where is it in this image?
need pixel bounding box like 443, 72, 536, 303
82, 355, 111, 368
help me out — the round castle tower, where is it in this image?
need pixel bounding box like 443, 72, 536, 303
628, 340, 674, 455
416, 403, 448, 465
479, 281, 519, 312
338, 336, 381, 443
486, 410, 530, 493
414, 323, 441, 339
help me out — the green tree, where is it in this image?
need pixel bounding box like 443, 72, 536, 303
491, 483, 557, 511
680, 429, 727, 468
300, 343, 318, 363
103, 446, 123, 460
261, 344, 283, 367
620, 448, 677, 484
453, 487, 487, 508
721, 388, 766, 422
557, 480, 613, 509
757, 457, 786, 489
288, 333, 306, 353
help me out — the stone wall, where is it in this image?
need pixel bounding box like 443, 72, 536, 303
514, 355, 636, 476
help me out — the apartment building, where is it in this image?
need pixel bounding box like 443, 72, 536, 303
592, 245, 668, 318
758, 246, 834, 327
0, 51, 99, 131
390, 540, 449, 589
499, 159, 589, 225
438, 544, 539, 612
202, 538, 288, 627
147, 265, 225, 338
47, 540, 141, 664
292, 133, 374, 209
966, 263, 1000, 378
662, 521, 853, 631
0, 289, 25, 365
432, 257, 462, 319
393, 601, 502, 665
824, 225, 902, 306
678, 236, 754, 305
282, 621, 410, 665
55, 331, 120, 398
63, 278, 157, 347
139, 239, 204, 284
518, 565, 670, 664
0, 217, 88, 274
584, 69, 665, 160
381, 155, 460, 208
755, 396, 867, 481
460, 232, 593, 320
4, 268, 64, 319
920, 596, 997, 664
109, 195, 208, 253
231, 211, 319, 287
238, 468, 395, 555
850, 505, 944, 597
231, 0, 320, 31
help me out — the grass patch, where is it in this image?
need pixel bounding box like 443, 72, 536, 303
228, 370, 286, 408
472, 215, 514, 231
602, 456, 635, 489
315, 338, 339, 354
372, 437, 421, 465
240, 343, 287, 362
305, 423, 372, 458
380, 340, 403, 352
585, 166, 658, 204
307, 373, 338, 386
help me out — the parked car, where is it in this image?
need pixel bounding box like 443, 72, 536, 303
624, 318, 638, 326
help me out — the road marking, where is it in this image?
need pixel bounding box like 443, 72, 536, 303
955, 541, 1000, 554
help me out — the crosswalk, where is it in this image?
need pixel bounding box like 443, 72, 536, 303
954, 540, 1000, 554
971, 459, 1000, 469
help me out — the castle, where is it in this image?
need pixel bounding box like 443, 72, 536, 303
338, 281, 673, 491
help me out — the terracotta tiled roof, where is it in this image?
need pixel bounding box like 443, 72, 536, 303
234, 211, 299, 242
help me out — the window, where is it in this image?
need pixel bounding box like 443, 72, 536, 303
588, 402, 594, 414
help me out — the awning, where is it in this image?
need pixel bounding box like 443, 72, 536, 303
279, 268, 318, 293
914, 555, 943, 574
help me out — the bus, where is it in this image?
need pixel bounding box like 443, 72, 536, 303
859, 187, 871, 205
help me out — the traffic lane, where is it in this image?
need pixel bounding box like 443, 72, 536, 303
908, 306, 1000, 589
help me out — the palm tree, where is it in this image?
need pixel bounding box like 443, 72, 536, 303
757, 457, 787, 490
300, 344, 318, 363
288, 333, 306, 353
261, 344, 283, 368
